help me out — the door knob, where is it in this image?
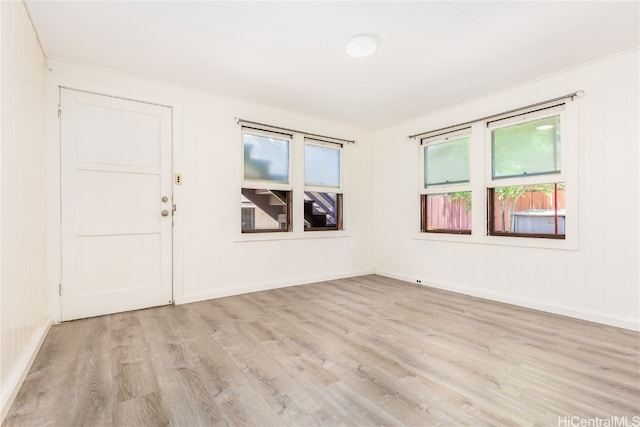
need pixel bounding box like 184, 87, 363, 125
161, 210, 169, 217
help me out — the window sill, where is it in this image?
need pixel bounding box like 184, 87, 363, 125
413, 232, 473, 244
236, 230, 350, 243
413, 232, 578, 251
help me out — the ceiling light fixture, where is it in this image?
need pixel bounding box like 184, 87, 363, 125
345, 33, 380, 58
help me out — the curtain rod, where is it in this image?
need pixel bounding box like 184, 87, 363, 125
408, 90, 583, 140
236, 118, 355, 144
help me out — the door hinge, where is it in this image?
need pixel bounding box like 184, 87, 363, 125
58, 106, 62, 118
59, 283, 63, 296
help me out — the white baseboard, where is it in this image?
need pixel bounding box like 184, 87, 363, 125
174, 269, 375, 305
1, 318, 52, 423
375, 269, 640, 332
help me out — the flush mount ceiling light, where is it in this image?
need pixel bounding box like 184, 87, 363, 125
345, 33, 380, 58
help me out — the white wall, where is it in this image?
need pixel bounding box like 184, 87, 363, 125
0, 2, 49, 421
45, 58, 375, 320
373, 49, 639, 331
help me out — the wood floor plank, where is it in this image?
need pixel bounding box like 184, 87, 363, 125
189, 344, 284, 427
138, 311, 229, 426
112, 391, 169, 427
4, 274, 639, 426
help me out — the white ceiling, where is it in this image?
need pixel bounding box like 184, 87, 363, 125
26, 1, 639, 130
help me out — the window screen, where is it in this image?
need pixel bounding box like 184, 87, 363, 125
424, 135, 470, 186
243, 132, 290, 184
305, 143, 340, 188
492, 115, 560, 179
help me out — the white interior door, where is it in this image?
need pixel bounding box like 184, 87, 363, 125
60, 89, 173, 321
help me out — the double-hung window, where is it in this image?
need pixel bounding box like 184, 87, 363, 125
413, 92, 578, 245
487, 104, 566, 238
419, 129, 471, 234
239, 121, 350, 235
241, 127, 292, 232
304, 138, 343, 231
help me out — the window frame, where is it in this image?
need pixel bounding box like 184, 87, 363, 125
303, 138, 344, 232
419, 128, 472, 234
240, 188, 292, 233
241, 127, 293, 192
485, 105, 567, 239
240, 127, 293, 233
304, 138, 343, 193
486, 105, 566, 189
486, 183, 566, 239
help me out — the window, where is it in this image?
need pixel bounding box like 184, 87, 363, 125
304, 139, 343, 230
492, 115, 561, 179
241, 129, 292, 232
239, 122, 350, 235
240, 206, 255, 230
487, 106, 565, 238
421, 192, 471, 234
424, 134, 470, 185
420, 130, 471, 234
488, 183, 565, 237
412, 94, 577, 246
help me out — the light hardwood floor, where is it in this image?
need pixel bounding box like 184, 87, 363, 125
4, 275, 640, 426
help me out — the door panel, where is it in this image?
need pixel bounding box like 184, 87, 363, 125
75, 170, 161, 234
75, 234, 162, 294
61, 89, 172, 321
76, 102, 162, 168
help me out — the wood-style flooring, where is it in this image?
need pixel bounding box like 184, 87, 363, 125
4, 275, 640, 426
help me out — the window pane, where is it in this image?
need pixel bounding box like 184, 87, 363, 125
488, 183, 565, 238
304, 192, 342, 230
241, 188, 290, 232
305, 144, 340, 188
492, 116, 561, 179
243, 133, 289, 183
421, 193, 471, 234
424, 136, 469, 186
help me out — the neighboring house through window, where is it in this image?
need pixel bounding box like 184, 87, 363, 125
304, 138, 343, 231
241, 128, 292, 232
